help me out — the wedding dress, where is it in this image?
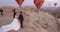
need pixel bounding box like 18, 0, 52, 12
0, 18, 20, 32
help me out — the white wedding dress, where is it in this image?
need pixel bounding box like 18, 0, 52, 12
0, 18, 20, 32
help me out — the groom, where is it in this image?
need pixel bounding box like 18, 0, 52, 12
18, 11, 24, 28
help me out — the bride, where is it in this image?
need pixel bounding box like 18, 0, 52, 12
0, 16, 20, 32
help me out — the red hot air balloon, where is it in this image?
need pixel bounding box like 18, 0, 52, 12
34, 0, 44, 9
16, 0, 24, 6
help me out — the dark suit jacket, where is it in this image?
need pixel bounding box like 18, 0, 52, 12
0, 9, 3, 12
18, 14, 24, 21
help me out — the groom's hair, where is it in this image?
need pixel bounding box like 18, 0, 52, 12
20, 11, 22, 13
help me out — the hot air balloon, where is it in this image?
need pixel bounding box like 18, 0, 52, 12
54, 3, 57, 6
34, 0, 44, 9
49, 3, 50, 5
16, 0, 24, 6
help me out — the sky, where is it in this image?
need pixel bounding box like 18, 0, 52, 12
0, 0, 60, 8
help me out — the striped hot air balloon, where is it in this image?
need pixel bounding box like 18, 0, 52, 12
16, 0, 24, 6
34, 0, 44, 9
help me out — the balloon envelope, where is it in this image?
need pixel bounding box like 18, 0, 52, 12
49, 3, 50, 5
34, 0, 44, 9
54, 3, 57, 6
16, 0, 24, 6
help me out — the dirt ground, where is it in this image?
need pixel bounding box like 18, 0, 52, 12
0, 7, 60, 32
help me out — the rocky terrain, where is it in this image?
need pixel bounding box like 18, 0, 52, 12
0, 7, 60, 32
